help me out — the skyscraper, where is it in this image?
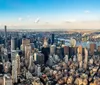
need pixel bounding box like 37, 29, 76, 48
77, 53, 83, 68
21, 38, 30, 51
77, 45, 82, 54
25, 44, 31, 59
16, 53, 20, 75
90, 43, 96, 55
12, 60, 17, 83
50, 45, 56, 55
83, 48, 88, 69
11, 37, 16, 51
4, 25, 8, 61
41, 38, 50, 64
63, 46, 69, 56
51, 34, 55, 45
4, 25, 7, 48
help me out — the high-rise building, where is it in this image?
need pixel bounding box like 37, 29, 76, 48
11, 50, 18, 61
28, 53, 33, 69
4, 25, 7, 48
43, 37, 48, 48
41, 38, 50, 64
41, 46, 50, 64
34, 52, 45, 64
16, 53, 20, 75
69, 47, 76, 58
12, 60, 17, 83
90, 43, 96, 55
50, 45, 56, 55
21, 38, 30, 51
77, 45, 82, 54
63, 46, 69, 56
83, 48, 88, 69
11, 37, 16, 51
56, 47, 63, 59
25, 44, 31, 59
51, 34, 55, 45
12, 59, 18, 83
77, 53, 83, 68
17, 38, 22, 50
4, 26, 8, 61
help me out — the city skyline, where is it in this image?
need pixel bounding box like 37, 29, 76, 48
0, 0, 100, 29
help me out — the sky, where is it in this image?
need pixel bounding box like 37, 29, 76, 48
0, 0, 100, 29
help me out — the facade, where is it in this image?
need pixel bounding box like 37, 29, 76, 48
77, 45, 82, 54
21, 38, 30, 51
4, 26, 7, 48
50, 45, 56, 55
16, 53, 20, 75
51, 34, 55, 45
25, 44, 31, 59
90, 43, 96, 55
11, 37, 15, 51
12, 60, 17, 83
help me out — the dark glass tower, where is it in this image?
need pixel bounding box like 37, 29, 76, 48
5, 25, 7, 48
51, 34, 55, 45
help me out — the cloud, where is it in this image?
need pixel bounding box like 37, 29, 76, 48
18, 17, 22, 21
65, 19, 76, 23
34, 18, 40, 23
84, 10, 90, 14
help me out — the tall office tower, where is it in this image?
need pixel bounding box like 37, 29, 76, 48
77, 53, 83, 68
83, 48, 88, 69
11, 50, 18, 61
25, 44, 31, 59
12, 60, 17, 83
17, 38, 22, 50
34, 52, 45, 64
77, 45, 82, 54
41, 38, 50, 64
56, 47, 63, 59
98, 46, 100, 52
69, 47, 75, 58
51, 34, 55, 45
63, 46, 69, 56
28, 54, 33, 68
4, 25, 7, 48
50, 45, 56, 55
11, 37, 16, 51
90, 43, 96, 55
16, 53, 20, 75
43, 37, 48, 47
21, 38, 30, 51
82, 48, 85, 56
4, 25, 8, 61
73, 47, 77, 55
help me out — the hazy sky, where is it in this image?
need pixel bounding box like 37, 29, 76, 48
0, 0, 100, 29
